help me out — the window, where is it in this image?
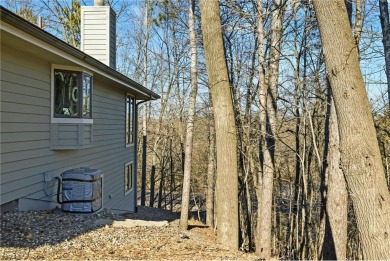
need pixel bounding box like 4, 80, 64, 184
54, 69, 92, 119
125, 162, 133, 194
126, 94, 135, 145
50, 66, 93, 149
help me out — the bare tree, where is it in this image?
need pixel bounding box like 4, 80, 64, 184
4, 0, 38, 24
140, 0, 150, 207
257, 0, 285, 258
199, 0, 239, 249
180, 0, 199, 231
313, 0, 390, 259
42, 0, 81, 47
255, 0, 266, 254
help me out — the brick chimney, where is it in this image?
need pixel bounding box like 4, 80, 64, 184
80, 0, 116, 69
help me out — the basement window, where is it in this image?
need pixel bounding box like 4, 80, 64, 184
125, 162, 133, 195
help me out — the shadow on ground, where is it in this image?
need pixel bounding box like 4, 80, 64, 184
123, 205, 179, 222
0, 206, 179, 250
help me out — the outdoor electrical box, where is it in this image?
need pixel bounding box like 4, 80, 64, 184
58, 167, 102, 213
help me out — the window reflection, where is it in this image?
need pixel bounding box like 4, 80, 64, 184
54, 70, 79, 117
83, 75, 92, 118
125, 163, 133, 192
54, 69, 92, 119
126, 94, 134, 144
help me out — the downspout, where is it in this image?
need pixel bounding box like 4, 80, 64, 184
134, 96, 153, 213
136, 96, 154, 106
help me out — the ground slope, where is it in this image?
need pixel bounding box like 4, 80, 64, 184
0, 206, 256, 260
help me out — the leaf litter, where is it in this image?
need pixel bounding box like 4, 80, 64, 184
0, 206, 257, 260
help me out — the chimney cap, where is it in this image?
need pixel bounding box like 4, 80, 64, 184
94, 0, 104, 6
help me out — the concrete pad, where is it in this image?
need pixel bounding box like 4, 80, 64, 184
94, 219, 113, 226
112, 219, 169, 228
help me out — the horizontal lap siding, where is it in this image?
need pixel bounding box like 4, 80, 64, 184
0, 46, 135, 212
1, 48, 52, 193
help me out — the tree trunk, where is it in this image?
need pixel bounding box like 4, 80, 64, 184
354, 0, 363, 46
323, 91, 348, 260
199, 0, 239, 249
256, 0, 266, 254
149, 165, 156, 207
180, 0, 198, 231
313, 1, 390, 259
206, 97, 216, 228
141, 134, 147, 206
158, 160, 164, 208
170, 138, 174, 211
140, 0, 149, 207
379, 0, 390, 108
257, 0, 285, 258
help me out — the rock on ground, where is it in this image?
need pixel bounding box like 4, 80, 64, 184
0, 206, 257, 260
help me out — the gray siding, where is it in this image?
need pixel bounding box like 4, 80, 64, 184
50, 123, 93, 149
0, 44, 136, 212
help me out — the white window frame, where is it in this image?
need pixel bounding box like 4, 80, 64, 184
51, 64, 94, 124
124, 161, 134, 195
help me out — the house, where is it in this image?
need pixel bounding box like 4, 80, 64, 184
0, 2, 159, 213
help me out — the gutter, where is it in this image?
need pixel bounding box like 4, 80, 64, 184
136, 95, 153, 106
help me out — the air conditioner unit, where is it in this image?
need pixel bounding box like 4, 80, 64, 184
57, 167, 102, 213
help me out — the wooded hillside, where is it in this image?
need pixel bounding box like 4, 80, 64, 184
4, 0, 389, 259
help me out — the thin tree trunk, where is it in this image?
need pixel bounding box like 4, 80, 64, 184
291, 52, 302, 261
141, 133, 147, 206
170, 138, 174, 211
379, 0, 390, 107
257, 0, 285, 258
149, 165, 156, 207
199, 0, 239, 249
354, 0, 363, 46
298, 111, 308, 260
140, 0, 149, 207
180, 0, 199, 231
288, 8, 303, 258
158, 159, 165, 209
206, 98, 216, 228
256, 0, 266, 254
313, 1, 390, 259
